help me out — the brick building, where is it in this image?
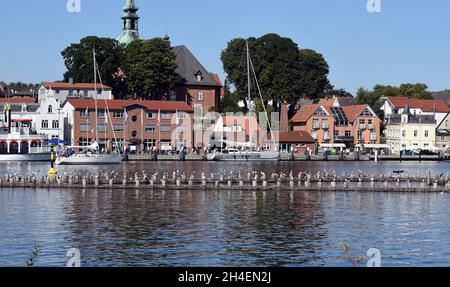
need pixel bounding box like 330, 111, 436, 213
291, 102, 381, 147
172, 45, 223, 115
62, 99, 193, 152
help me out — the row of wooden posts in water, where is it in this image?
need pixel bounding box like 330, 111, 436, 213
1, 170, 450, 193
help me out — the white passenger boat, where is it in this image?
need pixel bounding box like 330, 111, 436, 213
0, 152, 50, 162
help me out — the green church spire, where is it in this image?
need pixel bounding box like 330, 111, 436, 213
117, 0, 143, 45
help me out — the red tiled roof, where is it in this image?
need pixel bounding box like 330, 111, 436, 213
266, 131, 315, 143
341, 105, 369, 122
42, 82, 111, 90
387, 97, 449, 113
0, 97, 36, 103
66, 98, 193, 112
279, 131, 315, 143
290, 104, 331, 123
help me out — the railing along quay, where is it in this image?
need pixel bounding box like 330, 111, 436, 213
1, 171, 450, 193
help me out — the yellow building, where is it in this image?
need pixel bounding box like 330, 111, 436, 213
385, 107, 436, 153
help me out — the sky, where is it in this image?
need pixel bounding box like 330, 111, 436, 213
1, 0, 450, 94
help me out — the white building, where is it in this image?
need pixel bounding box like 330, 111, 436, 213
381, 97, 449, 127
38, 82, 113, 106
34, 94, 65, 141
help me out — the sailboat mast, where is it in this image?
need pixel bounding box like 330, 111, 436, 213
246, 41, 252, 145
93, 49, 99, 146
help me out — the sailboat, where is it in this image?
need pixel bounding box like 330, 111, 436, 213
56, 49, 124, 165
207, 41, 279, 161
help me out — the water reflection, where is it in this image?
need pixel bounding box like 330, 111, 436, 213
1, 161, 450, 267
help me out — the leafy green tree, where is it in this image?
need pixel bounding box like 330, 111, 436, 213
356, 83, 433, 116
221, 33, 331, 110
61, 36, 126, 97
398, 83, 432, 99
297, 49, 332, 101
123, 37, 181, 100
220, 80, 241, 113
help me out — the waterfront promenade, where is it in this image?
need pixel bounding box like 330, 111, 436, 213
128, 153, 443, 162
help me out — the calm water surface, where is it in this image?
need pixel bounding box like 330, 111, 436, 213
0, 161, 449, 267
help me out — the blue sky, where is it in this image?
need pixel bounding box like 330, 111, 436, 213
1, 0, 450, 94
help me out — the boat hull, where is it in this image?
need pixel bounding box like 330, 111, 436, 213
57, 155, 124, 165
0, 153, 51, 162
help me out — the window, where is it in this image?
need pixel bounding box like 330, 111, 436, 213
414, 130, 418, 138
359, 119, 365, 128
160, 125, 171, 132
195, 71, 203, 82
161, 113, 172, 120
98, 110, 106, 118
132, 115, 138, 122
131, 131, 138, 137
362, 108, 372, 116
357, 131, 363, 141
145, 125, 156, 133
48, 105, 53, 113
402, 130, 406, 137
323, 131, 330, 141
345, 131, 352, 138
177, 112, 187, 120
97, 124, 107, 132
312, 119, 319, 129
314, 108, 327, 116
114, 112, 124, 118
97, 89, 102, 95
80, 123, 90, 132
322, 120, 329, 129
310, 130, 318, 139
169, 90, 176, 101
81, 110, 89, 118
425, 130, 429, 138
41, 120, 48, 129
197, 91, 204, 101
147, 112, 156, 119
335, 130, 340, 137
113, 124, 124, 132
52, 120, 59, 129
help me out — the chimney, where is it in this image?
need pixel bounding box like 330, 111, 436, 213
280, 103, 289, 132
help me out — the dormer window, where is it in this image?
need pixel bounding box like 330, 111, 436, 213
194, 71, 203, 82
48, 105, 53, 113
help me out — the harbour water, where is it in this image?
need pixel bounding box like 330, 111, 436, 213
0, 161, 450, 267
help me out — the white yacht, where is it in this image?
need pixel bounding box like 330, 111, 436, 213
55, 49, 124, 165
207, 148, 278, 161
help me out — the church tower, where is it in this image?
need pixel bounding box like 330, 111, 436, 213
117, 0, 143, 45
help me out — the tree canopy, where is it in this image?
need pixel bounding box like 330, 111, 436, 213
123, 37, 181, 100
356, 83, 433, 115
61, 36, 181, 100
221, 33, 331, 110
61, 36, 125, 96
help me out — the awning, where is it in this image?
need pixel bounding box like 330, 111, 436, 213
319, 143, 346, 148
362, 144, 390, 149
